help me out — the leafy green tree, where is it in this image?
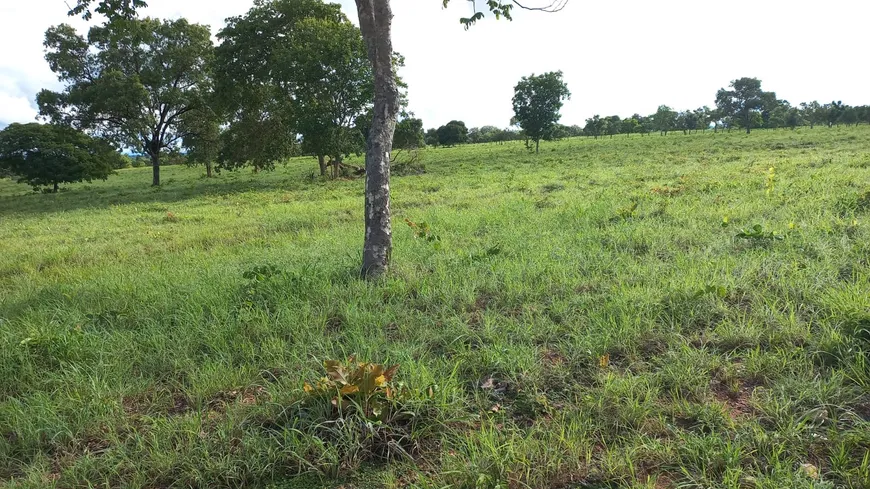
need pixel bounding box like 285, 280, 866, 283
694, 107, 711, 131
437, 120, 468, 146
425, 128, 440, 147
784, 107, 803, 130
584, 115, 603, 139
652, 105, 677, 135
0, 123, 119, 192
511, 71, 571, 153
181, 105, 221, 178
676, 110, 699, 134
632, 114, 651, 136
799, 101, 824, 129
291, 17, 373, 177
620, 117, 639, 136
715, 77, 772, 134
603, 115, 621, 138
393, 118, 425, 150
214, 0, 359, 176
37, 18, 213, 186
825, 101, 845, 127
841, 106, 858, 126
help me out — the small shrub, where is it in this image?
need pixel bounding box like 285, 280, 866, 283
615, 200, 639, 221
695, 284, 728, 299
303, 356, 400, 416
239, 264, 283, 312
405, 218, 441, 248
293, 357, 433, 463
735, 224, 783, 243
765, 166, 776, 196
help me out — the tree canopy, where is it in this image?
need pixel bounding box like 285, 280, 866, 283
511, 71, 571, 152
214, 0, 382, 176
37, 17, 214, 186
715, 77, 775, 134
0, 123, 119, 192
436, 120, 469, 146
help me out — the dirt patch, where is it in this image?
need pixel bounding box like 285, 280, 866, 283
206, 385, 269, 413
122, 389, 192, 417
711, 380, 758, 419
542, 348, 566, 366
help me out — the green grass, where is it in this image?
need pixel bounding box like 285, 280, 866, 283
1, 127, 869, 488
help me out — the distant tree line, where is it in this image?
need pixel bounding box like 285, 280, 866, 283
581, 78, 870, 138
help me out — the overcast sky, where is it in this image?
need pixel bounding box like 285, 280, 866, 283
1, 0, 868, 130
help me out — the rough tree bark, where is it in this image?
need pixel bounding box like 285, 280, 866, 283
150, 152, 160, 186
355, 0, 399, 279
318, 154, 327, 176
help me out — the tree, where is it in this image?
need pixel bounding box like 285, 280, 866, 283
425, 128, 439, 147
841, 106, 858, 126
393, 118, 425, 150
390, 117, 425, 166
800, 101, 824, 129
291, 17, 374, 177
437, 120, 468, 146
633, 114, 652, 136
715, 77, 772, 134
601, 115, 620, 138
511, 71, 571, 153
213, 0, 369, 177
37, 18, 214, 187
181, 105, 221, 178
826, 101, 845, 127
584, 115, 603, 139
652, 105, 677, 135
784, 107, 803, 130
0, 123, 119, 192
620, 117, 639, 136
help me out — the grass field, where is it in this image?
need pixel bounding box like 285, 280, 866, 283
1, 127, 869, 488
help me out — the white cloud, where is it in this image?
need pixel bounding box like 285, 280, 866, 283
2, 0, 869, 130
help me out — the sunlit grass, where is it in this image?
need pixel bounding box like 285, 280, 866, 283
1, 127, 869, 488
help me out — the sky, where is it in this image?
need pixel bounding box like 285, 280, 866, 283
1, 0, 869, 130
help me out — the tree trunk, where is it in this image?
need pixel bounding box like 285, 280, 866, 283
206, 161, 213, 178
53, 182, 59, 193
151, 152, 160, 186
356, 0, 399, 279
333, 156, 342, 179
318, 154, 327, 176
535, 139, 539, 153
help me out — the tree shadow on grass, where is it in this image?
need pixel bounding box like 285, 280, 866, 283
0, 167, 354, 217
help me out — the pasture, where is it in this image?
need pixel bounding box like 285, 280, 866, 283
1, 127, 869, 488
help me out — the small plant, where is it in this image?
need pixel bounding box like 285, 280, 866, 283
615, 200, 639, 220
735, 223, 784, 243
163, 211, 180, 223
239, 264, 283, 312
695, 284, 728, 299
303, 356, 401, 419
242, 264, 282, 281
405, 218, 442, 248
721, 215, 730, 227
765, 166, 776, 196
